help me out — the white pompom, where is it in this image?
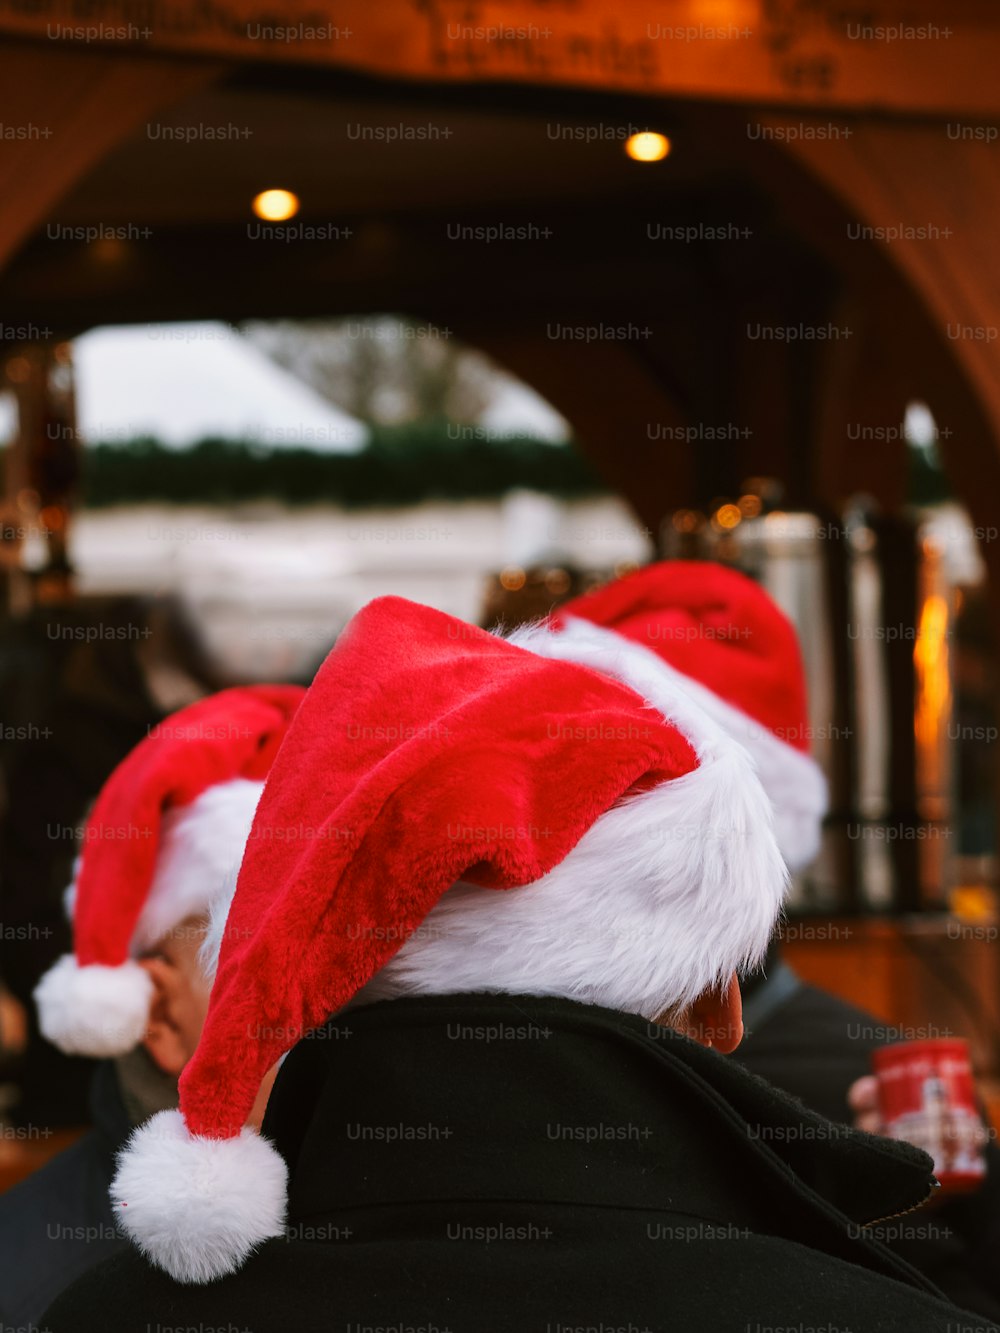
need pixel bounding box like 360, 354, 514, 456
34, 955, 154, 1056
111, 1109, 289, 1283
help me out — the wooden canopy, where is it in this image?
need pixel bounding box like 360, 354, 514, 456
3, 0, 1000, 115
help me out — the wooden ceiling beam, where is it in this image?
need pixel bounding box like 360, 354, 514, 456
0, 45, 223, 270
4, 5, 1000, 117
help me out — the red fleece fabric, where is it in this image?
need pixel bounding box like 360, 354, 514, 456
554, 561, 811, 753
181, 597, 699, 1137
73, 685, 306, 969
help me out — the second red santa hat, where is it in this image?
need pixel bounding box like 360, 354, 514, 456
34, 685, 305, 1057
510, 560, 828, 872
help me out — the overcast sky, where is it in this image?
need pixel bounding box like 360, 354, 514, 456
0, 322, 569, 450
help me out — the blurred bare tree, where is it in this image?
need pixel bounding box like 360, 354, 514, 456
240, 315, 495, 427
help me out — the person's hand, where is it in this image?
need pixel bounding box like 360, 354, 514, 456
848, 1072, 991, 1203
848, 1074, 948, 1208
847, 1075, 883, 1134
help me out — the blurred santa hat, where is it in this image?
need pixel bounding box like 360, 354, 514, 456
511, 560, 828, 872
110, 594, 787, 1284
34, 685, 305, 1058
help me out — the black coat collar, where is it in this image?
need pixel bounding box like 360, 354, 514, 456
263, 991, 940, 1291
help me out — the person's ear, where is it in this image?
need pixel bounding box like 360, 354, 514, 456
136, 955, 191, 1078
682, 973, 744, 1054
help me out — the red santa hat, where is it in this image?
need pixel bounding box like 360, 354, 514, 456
33, 685, 305, 1058
510, 560, 827, 871
110, 595, 787, 1284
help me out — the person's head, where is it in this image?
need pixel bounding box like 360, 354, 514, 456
33, 686, 304, 1072
191, 592, 785, 1075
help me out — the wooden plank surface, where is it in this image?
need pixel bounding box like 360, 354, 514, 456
3, 2, 1000, 116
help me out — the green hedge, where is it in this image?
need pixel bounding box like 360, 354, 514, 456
79, 428, 605, 508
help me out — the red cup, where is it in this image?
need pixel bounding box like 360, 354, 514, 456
873, 1038, 988, 1194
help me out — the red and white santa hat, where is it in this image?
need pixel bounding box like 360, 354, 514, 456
510, 560, 828, 872
33, 685, 305, 1058
110, 595, 787, 1284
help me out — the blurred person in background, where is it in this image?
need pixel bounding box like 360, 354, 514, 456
523, 557, 1000, 1319
478, 558, 590, 630
43, 597, 982, 1333
0, 685, 302, 1326
0, 593, 229, 1128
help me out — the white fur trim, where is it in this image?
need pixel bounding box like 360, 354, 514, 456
63, 779, 264, 954
352, 620, 789, 1020
34, 955, 154, 1057
727, 714, 828, 873
111, 1109, 288, 1284
134, 778, 264, 952
523, 617, 828, 873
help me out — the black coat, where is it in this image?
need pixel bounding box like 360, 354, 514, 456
738, 967, 1000, 1319
43, 993, 991, 1333
0, 1061, 128, 1326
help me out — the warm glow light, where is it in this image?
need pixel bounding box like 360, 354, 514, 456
499, 566, 526, 591
90, 238, 128, 265
253, 189, 300, 221
913, 593, 950, 753
625, 132, 671, 163
949, 885, 996, 922
715, 503, 742, 530
40, 505, 67, 533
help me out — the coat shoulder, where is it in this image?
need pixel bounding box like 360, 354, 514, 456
41, 1240, 302, 1332
716, 1232, 973, 1331
44, 1226, 977, 1333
